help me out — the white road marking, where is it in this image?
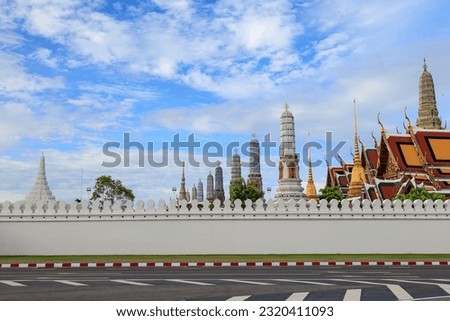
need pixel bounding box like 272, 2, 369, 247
385, 284, 413, 300
226, 295, 250, 301
330, 279, 385, 286
167, 279, 213, 286
222, 279, 274, 286
331, 278, 413, 300
0, 280, 27, 287
343, 289, 361, 301
286, 292, 309, 301
273, 279, 335, 286
54, 280, 88, 287
111, 280, 152, 286
385, 279, 450, 295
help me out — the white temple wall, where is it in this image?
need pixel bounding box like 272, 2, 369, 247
0, 198, 449, 255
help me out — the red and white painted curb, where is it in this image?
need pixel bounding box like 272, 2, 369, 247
0, 261, 449, 269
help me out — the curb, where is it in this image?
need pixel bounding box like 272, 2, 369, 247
0, 261, 449, 269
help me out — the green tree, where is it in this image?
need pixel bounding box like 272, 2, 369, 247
319, 186, 343, 202
394, 187, 446, 202
91, 175, 135, 207
229, 178, 264, 208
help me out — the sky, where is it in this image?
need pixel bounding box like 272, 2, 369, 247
1, 0, 450, 203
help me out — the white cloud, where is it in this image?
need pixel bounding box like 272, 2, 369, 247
29, 47, 59, 68
0, 52, 64, 96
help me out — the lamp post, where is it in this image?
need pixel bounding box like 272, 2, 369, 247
172, 187, 177, 203
266, 187, 272, 201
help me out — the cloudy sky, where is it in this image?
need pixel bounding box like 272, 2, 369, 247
1, 0, 450, 202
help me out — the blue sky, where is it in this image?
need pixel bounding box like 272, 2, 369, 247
1, 0, 450, 202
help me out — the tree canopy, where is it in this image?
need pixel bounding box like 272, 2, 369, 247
394, 187, 446, 202
91, 175, 135, 205
319, 186, 343, 202
229, 178, 264, 206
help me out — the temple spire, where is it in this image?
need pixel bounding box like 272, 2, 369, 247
347, 101, 366, 198
417, 60, 442, 129
178, 162, 187, 201
305, 133, 318, 201
275, 102, 304, 201
353, 100, 362, 166
25, 153, 56, 202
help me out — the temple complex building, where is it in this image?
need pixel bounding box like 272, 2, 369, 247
326, 62, 450, 200
247, 134, 263, 192
25, 153, 56, 202
275, 103, 304, 201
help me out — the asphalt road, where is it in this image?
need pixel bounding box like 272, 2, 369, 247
1, 266, 450, 301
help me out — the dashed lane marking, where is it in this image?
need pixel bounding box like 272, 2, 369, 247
222, 279, 274, 286
273, 279, 335, 286
111, 280, 153, 286
285, 292, 309, 301
226, 295, 251, 301
343, 289, 361, 301
54, 280, 88, 287
0, 280, 27, 287
167, 279, 214, 286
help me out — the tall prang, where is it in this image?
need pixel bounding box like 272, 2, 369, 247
25, 153, 56, 202
214, 162, 225, 204
247, 134, 263, 191
230, 149, 242, 184
274, 103, 304, 201
206, 171, 215, 203
191, 184, 197, 202
417, 59, 443, 129
197, 179, 204, 202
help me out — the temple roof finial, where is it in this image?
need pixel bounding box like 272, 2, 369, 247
423, 58, 427, 71
404, 106, 412, 129
284, 102, 289, 110
377, 112, 385, 134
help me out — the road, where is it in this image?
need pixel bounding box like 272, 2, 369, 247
1, 266, 450, 301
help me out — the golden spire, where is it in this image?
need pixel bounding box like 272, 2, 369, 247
347, 100, 366, 198
305, 132, 318, 201
353, 100, 362, 166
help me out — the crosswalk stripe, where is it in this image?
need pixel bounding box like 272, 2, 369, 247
0, 280, 27, 287
227, 295, 250, 301
54, 280, 88, 286
167, 279, 213, 286
385, 279, 450, 295
331, 279, 413, 301
286, 292, 309, 301
343, 289, 361, 301
273, 279, 334, 286
223, 279, 274, 286
386, 284, 413, 300
111, 280, 152, 286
